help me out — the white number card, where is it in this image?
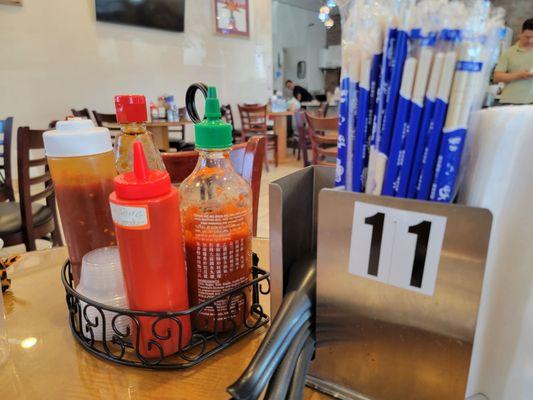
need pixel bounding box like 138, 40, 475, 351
348, 202, 447, 296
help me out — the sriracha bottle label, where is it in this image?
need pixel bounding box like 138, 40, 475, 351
183, 205, 252, 326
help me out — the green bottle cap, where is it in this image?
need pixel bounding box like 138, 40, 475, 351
194, 86, 233, 150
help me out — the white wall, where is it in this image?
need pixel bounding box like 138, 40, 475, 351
272, 1, 326, 94
0, 0, 273, 130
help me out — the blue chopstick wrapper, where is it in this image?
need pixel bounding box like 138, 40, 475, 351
382, 89, 411, 196
407, 96, 436, 198
353, 53, 382, 192
372, 28, 397, 153
367, 53, 383, 152
429, 128, 466, 202
429, 60, 483, 202
335, 76, 350, 187
415, 97, 448, 200
396, 100, 424, 197
378, 29, 408, 158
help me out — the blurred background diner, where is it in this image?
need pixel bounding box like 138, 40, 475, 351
0, 0, 530, 248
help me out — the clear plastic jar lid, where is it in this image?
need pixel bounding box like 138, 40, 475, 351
43, 118, 113, 157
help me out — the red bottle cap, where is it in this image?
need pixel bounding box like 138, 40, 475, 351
114, 95, 148, 123
114, 142, 171, 200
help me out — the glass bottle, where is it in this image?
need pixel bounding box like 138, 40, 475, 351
114, 95, 165, 174
179, 87, 252, 333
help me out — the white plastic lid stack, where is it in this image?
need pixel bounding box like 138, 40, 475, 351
43, 118, 113, 157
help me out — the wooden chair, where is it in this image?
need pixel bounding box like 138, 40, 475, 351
92, 111, 117, 126
293, 111, 311, 167
220, 104, 242, 143
237, 104, 278, 172
0, 127, 62, 251
71, 108, 91, 119
316, 101, 329, 117
92, 111, 119, 138
169, 107, 195, 151
0, 117, 15, 202
305, 113, 338, 167
162, 136, 265, 236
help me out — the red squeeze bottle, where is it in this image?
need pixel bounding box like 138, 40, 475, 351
109, 142, 191, 359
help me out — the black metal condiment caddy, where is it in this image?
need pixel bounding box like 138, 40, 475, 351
61, 253, 270, 369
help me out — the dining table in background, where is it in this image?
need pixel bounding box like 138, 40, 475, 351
0, 238, 327, 400
268, 110, 294, 163
105, 120, 193, 152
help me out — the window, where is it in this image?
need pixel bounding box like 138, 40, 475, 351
297, 61, 306, 79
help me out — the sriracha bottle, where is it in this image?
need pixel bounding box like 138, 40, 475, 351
180, 87, 253, 333
109, 142, 191, 359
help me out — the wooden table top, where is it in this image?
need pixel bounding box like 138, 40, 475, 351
268, 111, 294, 117
147, 120, 193, 127
0, 239, 326, 400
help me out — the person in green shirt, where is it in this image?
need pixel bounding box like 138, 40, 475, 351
494, 18, 533, 105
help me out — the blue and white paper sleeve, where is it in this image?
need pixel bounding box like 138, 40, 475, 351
429, 128, 466, 202
366, 27, 397, 194
415, 50, 456, 200
375, 28, 408, 195
353, 58, 370, 192
335, 75, 350, 187
382, 57, 417, 196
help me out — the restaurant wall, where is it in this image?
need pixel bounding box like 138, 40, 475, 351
272, 1, 326, 95
492, 0, 533, 41
0, 0, 273, 172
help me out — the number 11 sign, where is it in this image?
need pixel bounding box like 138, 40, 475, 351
348, 202, 447, 296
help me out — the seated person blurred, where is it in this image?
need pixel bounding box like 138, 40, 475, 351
493, 18, 533, 105
285, 80, 314, 102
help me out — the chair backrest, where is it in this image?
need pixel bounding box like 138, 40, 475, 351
162, 136, 265, 236
17, 127, 59, 245
305, 112, 338, 166
222, 104, 243, 142
317, 101, 329, 117
71, 108, 91, 119
0, 117, 15, 201
293, 111, 310, 167
221, 104, 235, 129
92, 111, 117, 127
238, 104, 268, 136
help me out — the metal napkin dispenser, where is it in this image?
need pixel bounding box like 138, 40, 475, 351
269, 166, 493, 400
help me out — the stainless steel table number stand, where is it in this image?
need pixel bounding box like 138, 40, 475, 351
308, 189, 492, 400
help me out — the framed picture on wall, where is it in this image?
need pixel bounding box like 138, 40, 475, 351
213, 0, 250, 38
